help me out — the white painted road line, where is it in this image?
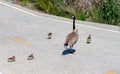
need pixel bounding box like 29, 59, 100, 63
0, 1, 120, 34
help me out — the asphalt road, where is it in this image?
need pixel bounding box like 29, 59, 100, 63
0, 0, 120, 74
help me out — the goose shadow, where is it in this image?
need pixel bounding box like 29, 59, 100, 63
62, 48, 76, 55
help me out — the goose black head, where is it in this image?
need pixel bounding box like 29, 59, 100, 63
72, 16, 75, 20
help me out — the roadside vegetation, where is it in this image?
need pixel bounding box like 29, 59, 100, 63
18, 0, 120, 26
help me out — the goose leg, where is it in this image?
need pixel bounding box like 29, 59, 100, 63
70, 45, 73, 49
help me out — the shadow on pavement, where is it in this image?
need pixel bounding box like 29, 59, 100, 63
62, 48, 76, 55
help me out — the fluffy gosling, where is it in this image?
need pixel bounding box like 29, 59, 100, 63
47, 32, 52, 39
28, 54, 34, 60
87, 35, 91, 44
8, 56, 16, 62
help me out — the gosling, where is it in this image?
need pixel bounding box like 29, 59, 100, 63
87, 35, 91, 44
8, 56, 16, 62
47, 32, 52, 39
27, 54, 34, 60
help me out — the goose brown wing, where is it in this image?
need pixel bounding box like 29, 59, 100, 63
65, 31, 78, 45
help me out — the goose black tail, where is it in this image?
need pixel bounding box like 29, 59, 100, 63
64, 43, 68, 46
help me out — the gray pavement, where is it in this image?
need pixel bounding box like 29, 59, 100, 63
0, 0, 120, 74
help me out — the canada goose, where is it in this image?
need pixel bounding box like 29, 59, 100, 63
8, 56, 16, 62
47, 32, 52, 39
87, 35, 91, 44
64, 16, 79, 48
28, 54, 34, 60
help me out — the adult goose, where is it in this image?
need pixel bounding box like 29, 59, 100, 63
64, 16, 79, 49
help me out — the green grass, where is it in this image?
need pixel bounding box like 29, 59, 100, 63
91, 0, 120, 26
18, 0, 120, 26
18, 0, 30, 6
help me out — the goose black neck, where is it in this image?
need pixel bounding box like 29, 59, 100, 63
73, 16, 75, 30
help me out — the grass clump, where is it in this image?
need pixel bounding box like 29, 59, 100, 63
17, 0, 120, 26
91, 0, 120, 25
18, 0, 87, 21
18, 0, 30, 6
